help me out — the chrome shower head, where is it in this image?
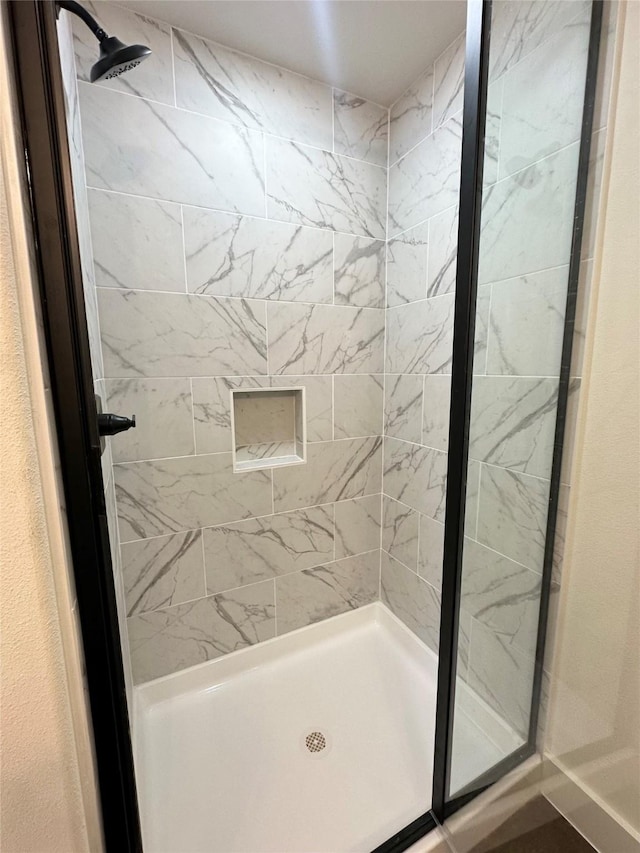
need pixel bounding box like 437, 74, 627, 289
57, 0, 152, 82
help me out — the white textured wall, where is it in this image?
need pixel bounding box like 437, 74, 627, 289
0, 6, 98, 850
546, 0, 640, 844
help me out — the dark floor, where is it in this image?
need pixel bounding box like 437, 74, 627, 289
470, 796, 596, 853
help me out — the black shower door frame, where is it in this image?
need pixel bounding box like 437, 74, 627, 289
7, 0, 601, 850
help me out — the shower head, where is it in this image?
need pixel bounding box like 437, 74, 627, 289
90, 36, 152, 81
56, 0, 152, 82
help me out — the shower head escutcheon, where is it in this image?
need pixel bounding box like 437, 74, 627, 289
56, 0, 152, 81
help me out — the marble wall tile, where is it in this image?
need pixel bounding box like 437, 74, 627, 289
381, 551, 440, 652
273, 437, 382, 512
98, 290, 267, 378
71, 1, 174, 104
384, 374, 423, 444
88, 190, 184, 292
386, 223, 428, 307
386, 295, 454, 375
467, 618, 535, 738
461, 538, 541, 656
266, 138, 386, 239
233, 389, 296, 448
382, 496, 418, 570
204, 506, 334, 592
388, 114, 462, 237
469, 377, 559, 479
473, 285, 491, 375
192, 375, 332, 453
498, 7, 590, 178
427, 205, 458, 297
276, 552, 379, 634
465, 460, 481, 539
334, 375, 384, 439
478, 144, 580, 284
334, 234, 386, 309
477, 464, 550, 573
422, 375, 452, 452
418, 514, 445, 591
486, 267, 568, 376
267, 303, 384, 375
333, 89, 388, 167
334, 495, 382, 560
114, 453, 272, 542
433, 34, 465, 130
489, 0, 589, 82
484, 80, 504, 186
80, 84, 265, 214
389, 66, 433, 165
121, 529, 205, 616
173, 28, 332, 149
383, 437, 448, 522
184, 208, 333, 303
128, 581, 275, 683
552, 483, 570, 584
105, 379, 192, 465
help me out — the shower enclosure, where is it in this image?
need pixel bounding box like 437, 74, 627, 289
8, 0, 607, 849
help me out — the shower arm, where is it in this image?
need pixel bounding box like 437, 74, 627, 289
56, 0, 108, 43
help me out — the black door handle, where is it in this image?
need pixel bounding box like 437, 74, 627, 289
97, 413, 136, 436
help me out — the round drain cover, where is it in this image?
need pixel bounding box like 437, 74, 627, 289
305, 731, 327, 753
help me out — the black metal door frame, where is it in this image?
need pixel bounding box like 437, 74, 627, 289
7, 0, 601, 849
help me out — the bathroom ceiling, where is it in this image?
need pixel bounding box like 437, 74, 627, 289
115, 0, 467, 105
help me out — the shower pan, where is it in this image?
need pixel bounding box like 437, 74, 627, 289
7, 0, 607, 849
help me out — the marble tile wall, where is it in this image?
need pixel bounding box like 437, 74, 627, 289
70, 1, 388, 684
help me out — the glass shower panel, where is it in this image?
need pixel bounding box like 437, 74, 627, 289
448, 0, 595, 796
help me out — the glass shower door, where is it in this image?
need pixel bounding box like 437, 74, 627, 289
442, 0, 599, 803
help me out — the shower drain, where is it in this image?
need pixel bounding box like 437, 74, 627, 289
305, 731, 326, 753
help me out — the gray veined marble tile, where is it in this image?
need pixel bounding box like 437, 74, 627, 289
266, 137, 386, 239
467, 617, 535, 739
334, 374, 384, 439
71, 1, 174, 104
383, 437, 448, 522
192, 375, 332, 454
333, 89, 388, 167
465, 460, 481, 540
418, 514, 445, 591
469, 377, 559, 479
486, 267, 568, 377
384, 374, 423, 444
386, 295, 455, 375
334, 495, 381, 560
267, 303, 384, 375
104, 378, 194, 463
273, 437, 382, 513
98, 290, 267, 378
389, 65, 433, 165
204, 506, 334, 592
461, 538, 541, 656
498, 6, 590, 179
114, 453, 272, 542
334, 234, 385, 309
128, 581, 275, 682
79, 84, 264, 215
275, 551, 379, 635
88, 190, 185, 293
478, 144, 580, 285
422, 375, 451, 452
473, 285, 491, 376
382, 496, 418, 571
173, 28, 332, 149
381, 551, 440, 653
122, 529, 205, 616
427, 205, 458, 297
477, 464, 550, 573
552, 483, 570, 584
388, 114, 462, 237
484, 79, 504, 186
183, 207, 333, 303
489, 0, 590, 82
386, 222, 429, 307
433, 33, 465, 130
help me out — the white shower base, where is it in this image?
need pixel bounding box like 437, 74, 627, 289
135, 602, 519, 853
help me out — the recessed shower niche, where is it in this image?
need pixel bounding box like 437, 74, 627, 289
231, 387, 306, 471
